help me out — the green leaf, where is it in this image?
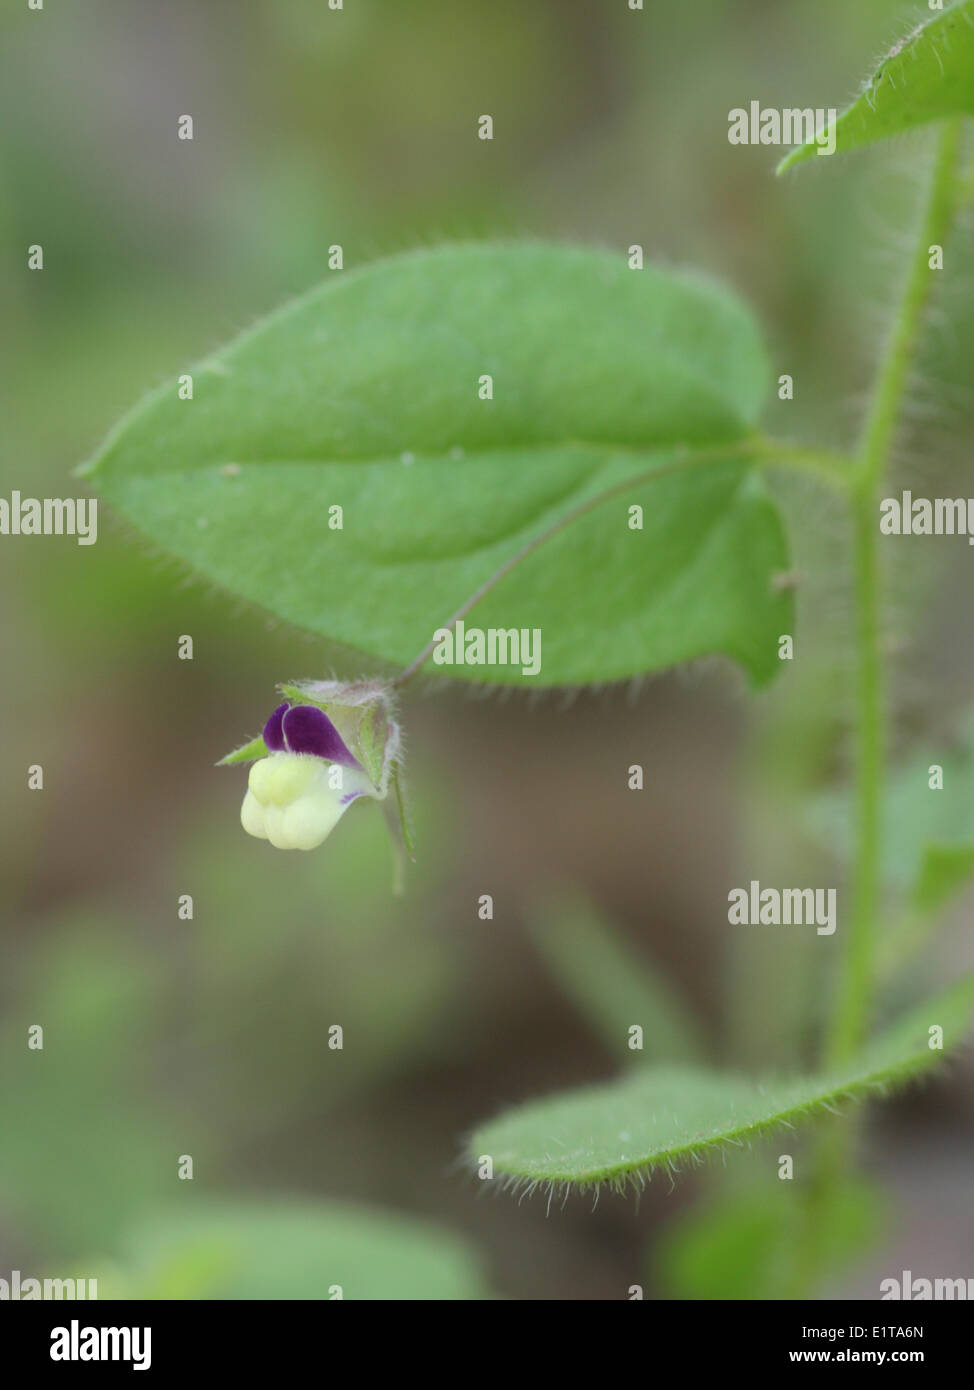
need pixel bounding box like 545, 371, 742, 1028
655, 1178, 885, 1300
469, 972, 974, 1191
94, 1201, 490, 1300
82, 243, 790, 688
527, 895, 706, 1065
778, 2, 974, 172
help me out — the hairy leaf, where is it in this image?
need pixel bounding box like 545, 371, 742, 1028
470, 973, 974, 1190
779, 2, 974, 172
82, 243, 790, 688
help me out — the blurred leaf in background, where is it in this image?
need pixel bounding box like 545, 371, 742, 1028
655, 1178, 885, 1300
809, 718, 974, 917
527, 893, 706, 1066
90, 1201, 490, 1300
0, 918, 175, 1253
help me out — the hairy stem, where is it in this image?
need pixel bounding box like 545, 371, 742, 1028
791, 119, 962, 1299
833, 117, 962, 1066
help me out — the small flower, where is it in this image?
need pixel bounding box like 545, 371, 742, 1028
220, 681, 413, 866
240, 702, 377, 851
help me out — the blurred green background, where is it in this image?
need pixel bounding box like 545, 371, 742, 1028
2, 0, 973, 1299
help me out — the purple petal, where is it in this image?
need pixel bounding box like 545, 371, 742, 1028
282, 704, 360, 767
262, 702, 289, 752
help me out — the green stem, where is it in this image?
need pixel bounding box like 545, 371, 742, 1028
856, 120, 963, 499
790, 120, 962, 1299
827, 489, 884, 1064
752, 438, 854, 490
831, 116, 962, 1067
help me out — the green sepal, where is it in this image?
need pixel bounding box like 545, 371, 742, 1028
217, 735, 268, 766
277, 679, 398, 793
